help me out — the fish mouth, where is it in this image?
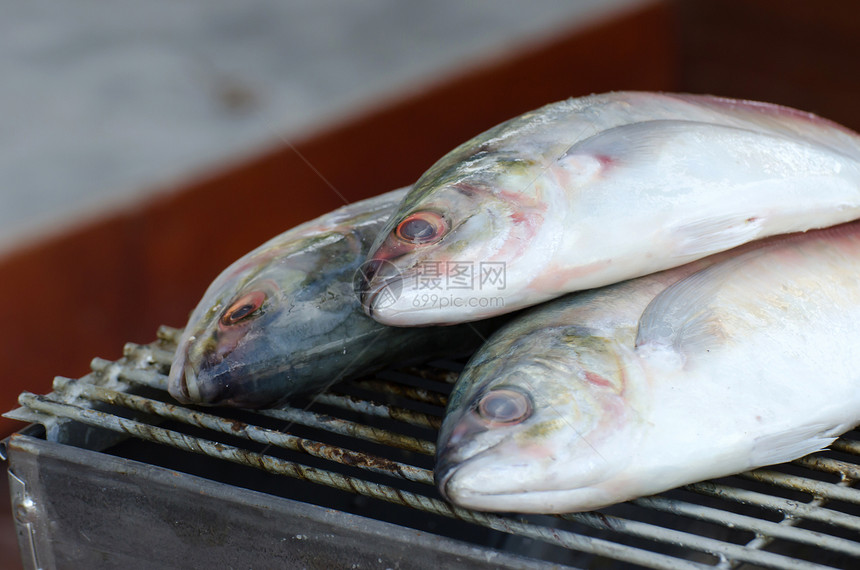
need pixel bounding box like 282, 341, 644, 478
436, 429, 623, 512
359, 281, 380, 317
434, 452, 463, 503
360, 276, 404, 318
355, 257, 406, 317
436, 448, 521, 508
181, 363, 201, 402
439, 471, 610, 514
435, 425, 500, 503
167, 355, 200, 404
436, 445, 560, 512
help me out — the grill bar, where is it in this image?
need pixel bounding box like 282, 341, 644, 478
90, 357, 439, 455
737, 494, 832, 566
42, 380, 860, 567
51, 378, 434, 485
75, 370, 860, 565
257, 407, 437, 456
351, 378, 449, 406
557, 511, 830, 570
685, 482, 860, 531
22, 382, 850, 570
833, 439, 860, 455
632, 496, 860, 556
14, 391, 715, 570
312, 393, 442, 430
90, 357, 165, 388
396, 366, 461, 385
794, 455, 860, 480
739, 470, 860, 504
56, 375, 860, 567
92, 353, 860, 519
6, 330, 859, 569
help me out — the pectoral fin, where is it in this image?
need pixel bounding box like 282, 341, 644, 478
670, 214, 766, 257
635, 253, 762, 354
750, 423, 840, 467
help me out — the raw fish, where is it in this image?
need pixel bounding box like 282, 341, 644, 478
169, 189, 497, 407
437, 223, 860, 513
361, 92, 860, 325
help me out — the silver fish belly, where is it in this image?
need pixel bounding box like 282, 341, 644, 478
168, 188, 498, 408
360, 91, 860, 325
436, 223, 860, 513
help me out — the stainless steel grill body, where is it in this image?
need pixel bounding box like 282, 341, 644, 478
3, 327, 859, 569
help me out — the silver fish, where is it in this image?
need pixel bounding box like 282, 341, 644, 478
168, 188, 497, 408
436, 223, 860, 513
360, 91, 860, 325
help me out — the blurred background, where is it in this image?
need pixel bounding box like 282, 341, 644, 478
0, 0, 858, 565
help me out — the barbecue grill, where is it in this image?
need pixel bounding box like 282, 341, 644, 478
3, 326, 859, 569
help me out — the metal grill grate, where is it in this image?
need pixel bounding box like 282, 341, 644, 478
5, 326, 860, 569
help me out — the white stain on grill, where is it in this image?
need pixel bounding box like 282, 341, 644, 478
10, 325, 860, 569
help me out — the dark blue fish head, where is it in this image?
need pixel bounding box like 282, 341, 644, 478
167, 193, 401, 407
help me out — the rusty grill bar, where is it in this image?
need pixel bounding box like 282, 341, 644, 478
5, 326, 860, 569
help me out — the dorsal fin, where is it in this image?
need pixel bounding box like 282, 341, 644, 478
561, 120, 715, 165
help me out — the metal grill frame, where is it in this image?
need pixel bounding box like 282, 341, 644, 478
3, 326, 860, 569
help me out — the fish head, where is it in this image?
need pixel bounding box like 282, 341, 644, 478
436, 326, 641, 513
168, 263, 302, 408
169, 280, 286, 407
359, 132, 566, 325
168, 231, 362, 408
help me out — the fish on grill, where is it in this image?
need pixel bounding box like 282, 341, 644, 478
168, 188, 497, 408
436, 222, 860, 513
359, 91, 860, 325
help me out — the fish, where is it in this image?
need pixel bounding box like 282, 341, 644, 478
435, 222, 860, 513
168, 188, 498, 408
359, 91, 860, 325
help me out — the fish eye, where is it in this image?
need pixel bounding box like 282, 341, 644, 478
221, 290, 266, 326
395, 211, 448, 244
476, 387, 532, 425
